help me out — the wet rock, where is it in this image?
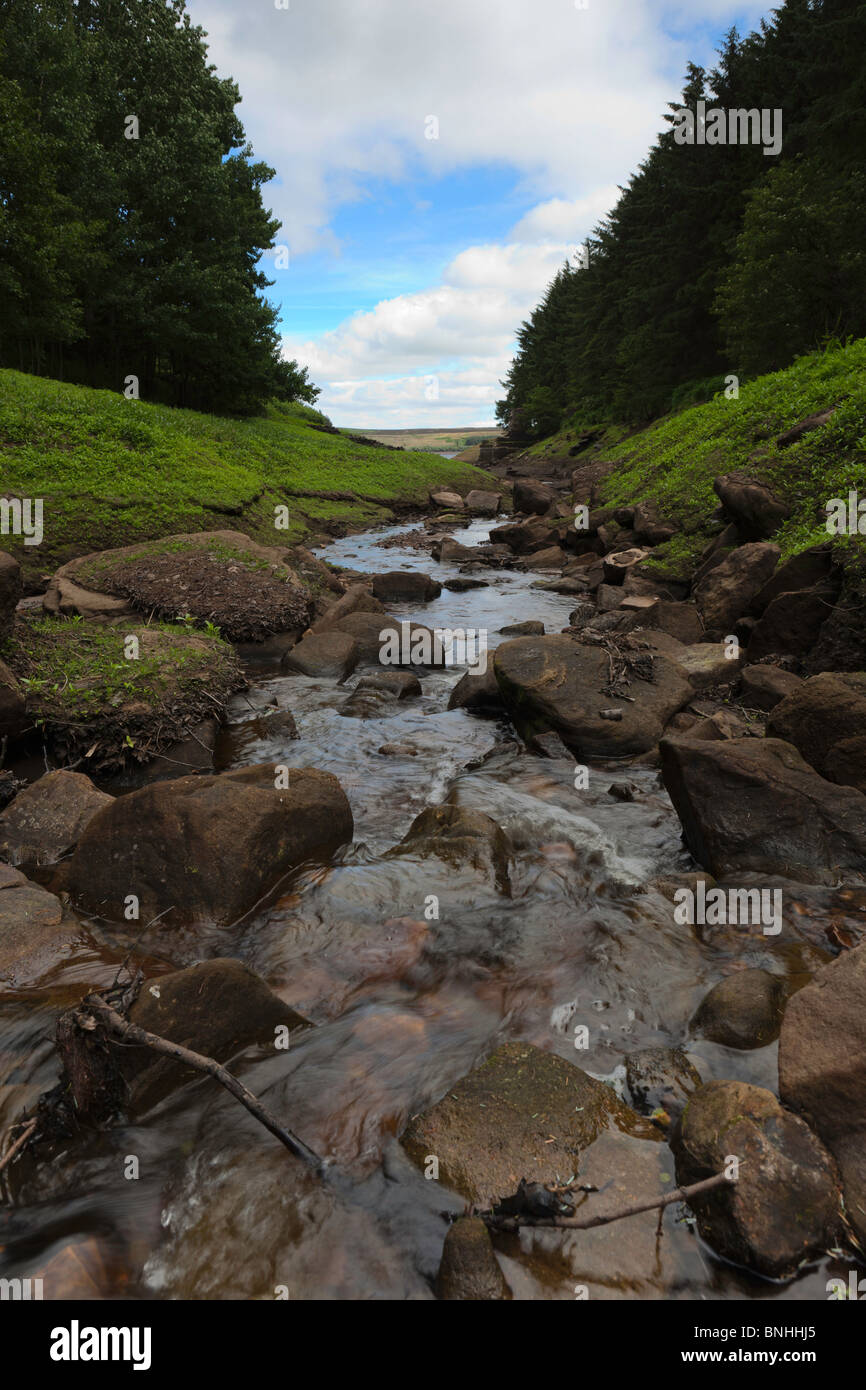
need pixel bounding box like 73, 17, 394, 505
693, 542, 780, 636
122, 958, 310, 1111
281, 629, 360, 680
386, 803, 511, 891
567, 601, 596, 629
447, 664, 503, 713
377, 742, 418, 756
625, 1046, 701, 1121
490, 519, 552, 553
0, 864, 81, 985
499, 620, 544, 637
494, 633, 693, 758
0, 658, 27, 739
132, 718, 219, 784
371, 571, 442, 604
464, 490, 501, 517
740, 665, 803, 711
65, 764, 353, 928
768, 672, 866, 794
779, 942, 866, 1245
512, 479, 554, 516
338, 671, 422, 719
691, 969, 786, 1050
660, 735, 866, 884
444, 577, 488, 591
402, 1041, 652, 1203
0, 551, 23, 639
713, 474, 791, 540
432, 536, 476, 564
528, 730, 574, 759
435, 1217, 509, 1300
673, 1080, 840, 1278
0, 770, 113, 869
310, 583, 385, 634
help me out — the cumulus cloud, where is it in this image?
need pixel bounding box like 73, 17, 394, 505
189, 0, 772, 424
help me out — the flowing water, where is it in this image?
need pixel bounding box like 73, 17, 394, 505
0, 519, 860, 1300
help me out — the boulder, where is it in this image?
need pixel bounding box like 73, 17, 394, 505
435, 1218, 509, 1300
431, 537, 475, 564
65, 764, 353, 928
649, 601, 704, 645
430, 489, 464, 511
523, 545, 567, 570
767, 672, 866, 794
0, 770, 113, 868
673, 1080, 840, 1278
281, 630, 359, 680
122, 958, 310, 1111
625, 1046, 701, 1122
0, 551, 22, 639
494, 634, 693, 758
0, 864, 81, 986
740, 665, 803, 711
371, 571, 442, 604
464, 490, 501, 517
632, 501, 677, 547
401, 1041, 651, 1203
499, 620, 544, 637
779, 942, 866, 1244
512, 479, 554, 516
693, 543, 780, 636
691, 969, 786, 1050
713, 474, 791, 540
447, 665, 504, 713
310, 584, 385, 634
489, 519, 550, 553
749, 545, 838, 615
669, 642, 742, 691
386, 803, 511, 891
660, 735, 866, 884
747, 585, 835, 662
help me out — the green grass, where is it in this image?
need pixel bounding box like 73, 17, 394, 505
0, 371, 494, 581
595, 338, 866, 578
2, 614, 242, 772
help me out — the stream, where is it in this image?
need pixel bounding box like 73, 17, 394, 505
0, 518, 854, 1300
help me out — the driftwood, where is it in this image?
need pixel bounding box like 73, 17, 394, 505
81, 994, 324, 1173
480, 1169, 732, 1234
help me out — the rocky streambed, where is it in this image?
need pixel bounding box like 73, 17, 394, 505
0, 492, 865, 1301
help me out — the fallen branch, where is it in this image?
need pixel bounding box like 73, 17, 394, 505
482, 1169, 732, 1233
0, 1118, 38, 1179
82, 994, 323, 1174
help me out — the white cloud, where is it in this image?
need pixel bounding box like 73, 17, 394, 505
188, 0, 773, 424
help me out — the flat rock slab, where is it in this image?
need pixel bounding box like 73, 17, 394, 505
0, 866, 81, 986
401, 1040, 652, 1204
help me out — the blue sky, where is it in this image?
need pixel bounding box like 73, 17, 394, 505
189, 0, 775, 427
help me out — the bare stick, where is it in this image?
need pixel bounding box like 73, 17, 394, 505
484, 1169, 732, 1233
0, 1119, 38, 1177
83, 994, 323, 1174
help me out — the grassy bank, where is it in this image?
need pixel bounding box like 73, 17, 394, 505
0, 371, 494, 584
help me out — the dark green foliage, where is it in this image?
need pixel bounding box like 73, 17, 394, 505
0, 0, 317, 414
498, 0, 866, 433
